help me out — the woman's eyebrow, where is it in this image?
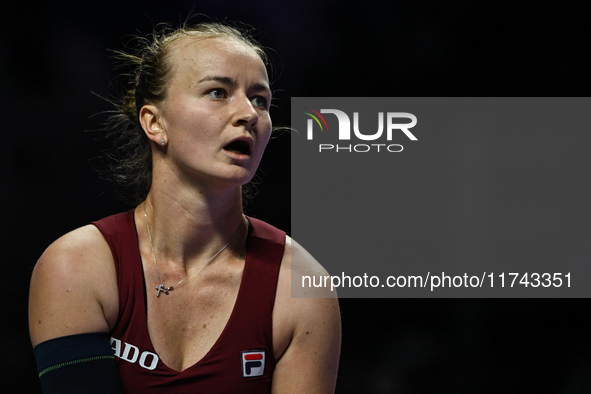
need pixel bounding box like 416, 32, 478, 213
251, 83, 272, 96
198, 75, 236, 86
198, 76, 271, 95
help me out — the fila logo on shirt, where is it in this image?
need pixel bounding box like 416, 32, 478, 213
242, 350, 265, 378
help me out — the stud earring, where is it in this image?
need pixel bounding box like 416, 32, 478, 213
160, 137, 166, 148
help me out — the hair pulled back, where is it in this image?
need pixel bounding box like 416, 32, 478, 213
104, 22, 268, 205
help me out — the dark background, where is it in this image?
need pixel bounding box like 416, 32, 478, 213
3, 1, 590, 392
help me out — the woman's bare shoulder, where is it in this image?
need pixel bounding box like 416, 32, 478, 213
272, 236, 341, 393
33, 225, 114, 285
282, 236, 338, 298
39, 225, 112, 262
29, 225, 118, 346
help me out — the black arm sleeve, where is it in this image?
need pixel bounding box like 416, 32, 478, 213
33, 332, 123, 393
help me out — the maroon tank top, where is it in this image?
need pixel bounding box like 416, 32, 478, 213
92, 210, 285, 393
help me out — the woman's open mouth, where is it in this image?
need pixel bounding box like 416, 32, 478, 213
223, 140, 251, 156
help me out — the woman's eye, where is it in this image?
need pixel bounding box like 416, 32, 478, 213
252, 96, 268, 108
207, 89, 226, 99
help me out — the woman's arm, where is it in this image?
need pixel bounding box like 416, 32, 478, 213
29, 225, 121, 393
272, 238, 341, 394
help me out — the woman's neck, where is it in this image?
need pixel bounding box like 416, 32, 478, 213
138, 181, 247, 273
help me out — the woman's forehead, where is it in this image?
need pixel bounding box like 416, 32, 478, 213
167, 36, 267, 82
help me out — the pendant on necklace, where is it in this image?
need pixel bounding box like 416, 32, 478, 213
156, 284, 173, 297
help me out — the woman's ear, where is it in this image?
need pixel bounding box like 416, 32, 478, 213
139, 104, 166, 145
